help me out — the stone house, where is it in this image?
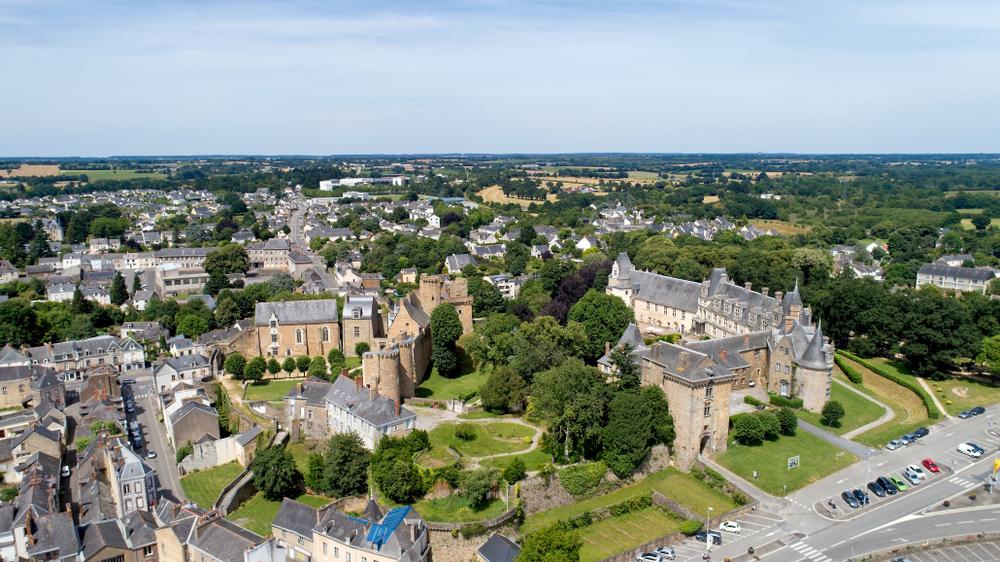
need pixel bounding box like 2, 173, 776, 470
152, 354, 213, 394
254, 300, 341, 359
166, 401, 220, 450
0, 366, 37, 409
311, 504, 429, 562
342, 295, 385, 357
30, 370, 65, 410
11, 424, 62, 462
23, 335, 145, 380
103, 437, 157, 516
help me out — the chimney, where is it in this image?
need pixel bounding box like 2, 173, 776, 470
762, 287, 769, 297
785, 316, 793, 332
744, 282, 752, 292
605, 341, 610, 356
46, 342, 52, 352
719, 348, 727, 362
775, 291, 783, 302
296, 382, 302, 395
744, 333, 750, 348
395, 399, 400, 416
341, 367, 349, 379
355, 376, 363, 394
370, 386, 377, 401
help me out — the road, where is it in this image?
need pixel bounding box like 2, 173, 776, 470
128, 369, 186, 505
674, 406, 1000, 562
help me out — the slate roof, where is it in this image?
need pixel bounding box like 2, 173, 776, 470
169, 401, 218, 426
273, 498, 328, 540
27, 512, 80, 561
321, 375, 417, 428
30, 370, 62, 391
189, 516, 264, 562
478, 532, 521, 562
155, 354, 211, 374
796, 323, 830, 370
344, 294, 377, 320
12, 424, 60, 450
235, 426, 262, 447
0, 505, 14, 535
918, 263, 997, 281
0, 365, 36, 385
79, 477, 117, 525
79, 519, 129, 561
254, 300, 339, 326
0, 345, 28, 366
14, 451, 60, 477
122, 510, 159, 547
644, 342, 734, 384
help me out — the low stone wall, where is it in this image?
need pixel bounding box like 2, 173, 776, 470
424, 505, 518, 532
219, 471, 257, 515
428, 526, 518, 562
651, 491, 700, 521
330, 496, 369, 513
520, 474, 577, 516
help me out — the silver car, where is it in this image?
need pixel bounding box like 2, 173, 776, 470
886, 439, 902, 450
654, 547, 676, 560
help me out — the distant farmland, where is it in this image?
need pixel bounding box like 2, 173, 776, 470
59, 169, 166, 181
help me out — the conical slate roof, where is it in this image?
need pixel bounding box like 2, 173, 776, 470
797, 323, 828, 370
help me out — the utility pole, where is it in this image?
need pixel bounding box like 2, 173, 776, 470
706, 506, 713, 552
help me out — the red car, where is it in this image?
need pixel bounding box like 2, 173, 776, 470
922, 459, 940, 473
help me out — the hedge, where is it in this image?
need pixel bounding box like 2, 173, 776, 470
679, 519, 704, 534
834, 354, 863, 384
837, 351, 941, 419
769, 395, 803, 409
743, 395, 764, 407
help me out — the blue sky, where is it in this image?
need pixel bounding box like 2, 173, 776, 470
1, 0, 998, 156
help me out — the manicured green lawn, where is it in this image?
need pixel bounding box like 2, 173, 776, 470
478, 448, 552, 472
458, 411, 499, 420
521, 467, 736, 534
416, 367, 487, 399
429, 422, 532, 457
930, 377, 1000, 416
285, 442, 321, 474
345, 357, 361, 369
796, 381, 885, 435
412, 496, 507, 523
575, 507, 680, 562
225, 492, 332, 536
180, 462, 244, 510
244, 380, 300, 402
838, 357, 938, 447
716, 429, 857, 496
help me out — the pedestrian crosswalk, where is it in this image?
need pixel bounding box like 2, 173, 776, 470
789, 541, 834, 562
948, 475, 977, 488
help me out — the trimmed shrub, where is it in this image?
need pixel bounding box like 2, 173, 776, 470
679, 519, 704, 534
835, 354, 863, 384
838, 351, 941, 419
608, 493, 652, 517
744, 395, 764, 407
769, 395, 803, 409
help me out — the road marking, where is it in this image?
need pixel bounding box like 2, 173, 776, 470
936, 523, 952, 526
981, 518, 997, 522
957, 520, 973, 524
830, 541, 845, 548
947, 432, 955, 436
877, 461, 887, 466
766, 531, 778, 537
892, 539, 907, 542
837, 478, 848, 484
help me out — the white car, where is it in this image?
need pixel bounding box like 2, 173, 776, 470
958, 443, 982, 458
61, 466, 69, 478
654, 547, 676, 560
906, 464, 926, 479
720, 521, 741, 534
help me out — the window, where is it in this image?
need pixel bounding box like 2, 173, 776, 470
296, 330, 302, 344
703, 403, 711, 417
283, 530, 287, 539
353, 327, 360, 337
144, 546, 154, 557
124, 484, 130, 494
137, 498, 144, 509
136, 482, 141, 492
126, 499, 133, 510
645, 302, 650, 310
774, 363, 780, 372
705, 386, 713, 398
287, 348, 292, 356
323, 543, 327, 554
1, 387, 5, 395
784, 365, 790, 374
270, 320, 277, 328
323, 327, 330, 342
334, 547, 339, 557
298, 537, 304, 545
308, 410, 313, 420
271, 334, 278, 343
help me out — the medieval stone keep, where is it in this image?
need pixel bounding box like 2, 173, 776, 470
605, 252, 834, 469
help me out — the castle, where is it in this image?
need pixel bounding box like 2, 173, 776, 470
604, 253, 834, 469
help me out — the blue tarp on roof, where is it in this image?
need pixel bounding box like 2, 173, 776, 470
353, 506, 411, 551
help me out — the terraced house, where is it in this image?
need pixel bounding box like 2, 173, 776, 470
24, 335, 145, 380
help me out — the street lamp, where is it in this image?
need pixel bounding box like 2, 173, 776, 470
864, 448, 874, 509
706, 507, 714, 551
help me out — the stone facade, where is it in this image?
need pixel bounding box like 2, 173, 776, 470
342, 295, 385, 357
418, 274, 473, 334
253, 300, 341, 359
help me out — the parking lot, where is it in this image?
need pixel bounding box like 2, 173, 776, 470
665, 512, 784, 562
894, 541, 1000, 562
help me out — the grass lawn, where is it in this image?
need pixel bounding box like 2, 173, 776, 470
716, 429, 857, 496
627, 171, 659, 181
521, 467, 736, 534
796, 378, 885, 435
415, 360, 486, 400
226, 492, 332, 536
244, 380, 299, 402
929, 376, 1000, 416
576, 507, 680, 562
429, 422, 533, 457
60, 169, 166, 181
412, 495, 507, 523
458, 411, 499, 420
345, 357, 361, 369
286, 442, 320, 474
478, 447, 551, 472
180, 462, 244, 510
846, 357, 938, 447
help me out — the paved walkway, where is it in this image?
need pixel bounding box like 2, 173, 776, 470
835, 378, 896, 439
699, 456, 790, 513
917, 376, 953, 419
797, 419, 878, 459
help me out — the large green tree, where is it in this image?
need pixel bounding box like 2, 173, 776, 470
430, 303, 463, 377
370, 436, 425, 503
323, 432, 372, 497
468, 277, 505, 317
479, 366, 527, 414
251, 447, 301, 501
203, 244, 249, 275
110, 271, 129, 306
900, 287, 982, 379
244, 356, 266, 381
567, 290, 634, 362
224, 353, 246, 378
205, 269, 232, 296
516, 525, 582, 562
601, 392, 653, 478
509, 316, 588, 382
465, 313, 521, 368
532, 358, 608, 459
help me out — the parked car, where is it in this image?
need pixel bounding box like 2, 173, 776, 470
894, 558, 915, 562
902, 433, 918, 444
841, 491, 860, 508
889, 476, 907, 491
61, 466, 69, 478
636, 554, 661, 562
906, 464, 927, 479
122, 378, 136, 385
899, 435, 912, 446
147, 449, 156, 459
958, 443, 982, 458
654, 547, 676, 560
876, 476, 897, 495
748, 380, 756, 387
720, 521, 741, 534
902, 469, 921, 485
969, 443, 986, 455
971, 407, 986, 416
886, 439, 902, 450
867, 481, 886, 497
922, 459, 940, 472
852, 489, 870, 505
694, 531, 722, 545
958, 411, 973, 419
913, 428, 929, 438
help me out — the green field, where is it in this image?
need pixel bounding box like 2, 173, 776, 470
931, 376, 1000, 416
576, 507, 681, 562
225, 492, 332, 536
477, 447, 552, 472
60, 169, 166, 181
244, 380, 300, 402
412, 495, 507, 523
457, 411, 499, 420
415, 363, 486, 399
180, 461, 244, 510
796, 380, 885, 435
285, 441, 319, 474
627, 171, 659, 180
962, 218, 1000, 229
429, 422, 533, 457
716, 429, 857, 496
840, 361, 936, 447
521, 467, 737, 534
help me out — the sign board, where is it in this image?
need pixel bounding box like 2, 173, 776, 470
788, 455, 800, 470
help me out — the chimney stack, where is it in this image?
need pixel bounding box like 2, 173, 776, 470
775, 291, 783, 302
395, 399, 400, 416
605, 341, 610, 356
762, 287, 769, 297
785, 316, 793, 332
744, 333, 750, 348
296, 382, 302, 394
370, 386, 377, 402
355, 376, 362, 394
341, 368, 349, 379
719, 348, 727, 362
744, 282, 752, 292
